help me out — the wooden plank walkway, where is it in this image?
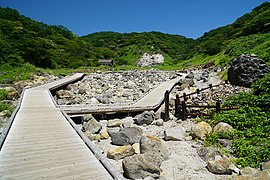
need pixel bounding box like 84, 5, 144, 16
61, 73, 187, 115
0, 73, 116, 179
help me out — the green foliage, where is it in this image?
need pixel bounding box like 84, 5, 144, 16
0, 89, 8, 101
206, 73, 270, 168
0, 63, 37, 83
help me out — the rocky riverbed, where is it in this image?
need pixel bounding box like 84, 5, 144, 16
2, 67, 260, 179
60, 68, 253, 179
54, 69, 178, 105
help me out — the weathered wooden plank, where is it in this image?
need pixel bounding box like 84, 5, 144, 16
0, 73, 115, 179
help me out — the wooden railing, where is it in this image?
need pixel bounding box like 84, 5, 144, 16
164, 81, 239, 120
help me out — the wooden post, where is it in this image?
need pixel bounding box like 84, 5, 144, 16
164, 90, 170, 121
175, 94, 180, 116
216, 100, 221, 113
182, 101, 187, 120
183, 93, 187, 101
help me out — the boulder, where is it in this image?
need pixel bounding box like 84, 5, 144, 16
140, 135, 169, 163
213, 122, 233, 133
100, 129, 109, 140
240, 167, 259, 176
107, 127, 120, 136
107, 119, 123, 128
197, 147, 222, 162
134, 111, 155, 125
84, 131, 100, 141
132, 143, 140, 154
122, 154, 162, 179
82, 115, 102, 134
191, 121, 212, 140
164, 127, 184, 141
207, 157, 236, 175
111, 127, 143, 146
152, 119, 164, 126
107, 145, 135, 160
228, 54, 270, 87
261, 160, 270, 170
55, 90, 74, 99
87, 97, 99, 104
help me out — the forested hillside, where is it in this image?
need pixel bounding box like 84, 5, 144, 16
0, 2, 270, 69
82, 2, 270, 67
0, 7, 107, 68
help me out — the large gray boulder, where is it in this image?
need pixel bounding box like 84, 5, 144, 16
134, 111, 155, 125
111, 127, 143, 146
228, 54, 270, 87
140, 135, 170, 163
122, 154, 162, 179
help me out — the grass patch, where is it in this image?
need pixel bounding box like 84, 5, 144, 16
204, 73, 270, 168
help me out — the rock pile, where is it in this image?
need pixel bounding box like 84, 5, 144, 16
228, 54, 270, 87
137, 53, 165, 67
54, 70, 177, 105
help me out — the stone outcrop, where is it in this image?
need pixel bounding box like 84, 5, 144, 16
140, 135, 169, 163
213, 122, 233, 133
191, 121, 212, 140
81, 115, 102, 134
107, 145, 135, 160
122, 154, 162, 179
228, 54, 270, 87
134, 110, 155, 125
111, 127, 143, 146
164, 127, 185, 141
207, 157, 237, 175
137, 53, 164, 67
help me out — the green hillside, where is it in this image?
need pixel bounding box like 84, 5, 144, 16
82, 2, 270, 67
0, 2, 270, 70
0, 7, 106, 68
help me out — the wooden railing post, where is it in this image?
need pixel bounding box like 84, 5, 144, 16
216, 100, 221, 113
182, 101, 187, 120
175, 94, 180, 116
164, 90, 170, 121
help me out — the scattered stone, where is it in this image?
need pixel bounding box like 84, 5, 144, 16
152, 119, 164, 126
228, 54, 270, 87
132, 143, 140, 154
140, 135, 169, 163
261, 160, 270, 171
191, 121, 212, 140
84, 131, 101, 141
197, 147, 222, 162
82, 115, 102, 134
111, 127, 143, 146
121, 117, 134, 128
122, 154, 162, 179
207, 157, 236, 175
107, 119, 123, 128
240, 167, 259, 176
164, 127, 184, 141
213, 122, 233, 133
107, 145, 135, 160
218, 139, 233, 149
134, 111, 155, 125
100, 129, 110, 140
107, 127, 121, 136
184, 136, 193, 141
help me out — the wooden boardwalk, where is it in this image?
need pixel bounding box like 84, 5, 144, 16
62, 73, 186, 115
0, 74, 119, 179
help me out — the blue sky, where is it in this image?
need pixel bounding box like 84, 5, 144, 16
0, 0, 269, 39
